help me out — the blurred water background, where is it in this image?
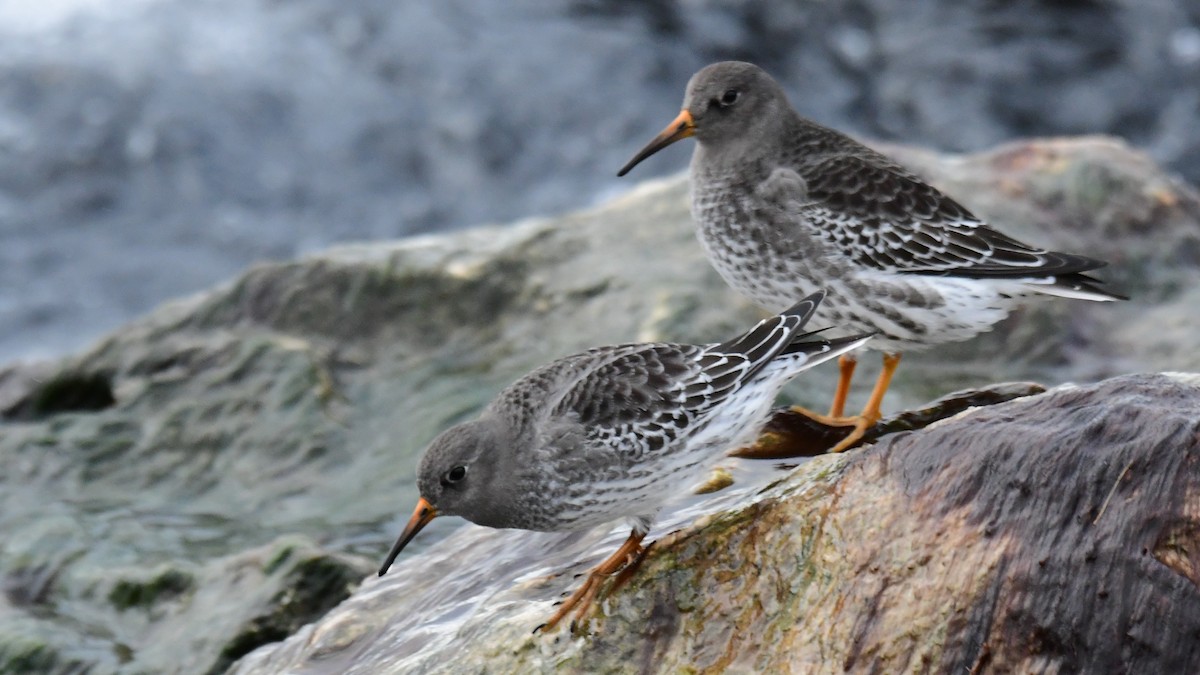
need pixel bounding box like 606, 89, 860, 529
2, 0, 1197, 364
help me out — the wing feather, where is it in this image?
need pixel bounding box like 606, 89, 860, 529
771, 153, 1110, 278
547, 296, 822, 458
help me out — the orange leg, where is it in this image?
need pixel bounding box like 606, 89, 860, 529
824, 351, 902, 453
860, 352, 901, 426
535, 530, 647, 633
829, 353, 858, 418
608, 540, 655, 593
781, 351, 902, 453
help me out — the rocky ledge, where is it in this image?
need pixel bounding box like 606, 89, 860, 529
233, 373, 1200, 673
0, 135, 1197, 673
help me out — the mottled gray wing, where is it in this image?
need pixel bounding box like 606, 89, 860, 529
770, 153, 1107, 278
548, 344, 710, 458
551, 304, 812, 457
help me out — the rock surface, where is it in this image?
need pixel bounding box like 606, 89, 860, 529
230, 373, 1200, 674
0, 136, 1196, 673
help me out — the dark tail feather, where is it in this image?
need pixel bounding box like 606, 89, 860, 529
1033, 272, 1128, 302
712, 290, 826, 357
775, 290, 826, 325
781, 331, 875, 357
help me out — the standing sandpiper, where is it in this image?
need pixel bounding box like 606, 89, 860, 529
617, 61, 1125, 452
377, 291, 870, 631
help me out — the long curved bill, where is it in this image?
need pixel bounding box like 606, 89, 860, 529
377, 497, 438, 576
617, 110, 695, 177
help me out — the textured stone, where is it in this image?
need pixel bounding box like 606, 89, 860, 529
0, 137, 1195, 672
231, 374, 1200, 673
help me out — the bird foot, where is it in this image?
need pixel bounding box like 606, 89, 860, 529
822, 413, 877, 453
731, 405, 876, 458
534, 572, 605, 634
607, 540, 654, 596
533, 532, 648, 634
787, 406, 879, 454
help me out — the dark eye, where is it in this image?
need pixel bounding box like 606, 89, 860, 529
443, 465, 467, 486
719, 89, 740, 107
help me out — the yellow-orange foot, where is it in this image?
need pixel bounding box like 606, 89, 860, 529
731, 405, 866, 458
780, 405, 876, 454
817, 410, 880, 454
534, 531, 647, 634
821, 351, 901, 452
822, 351, 902, 452
730, 352, 901, 458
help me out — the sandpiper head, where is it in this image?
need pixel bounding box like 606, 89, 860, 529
377, 418, 513, 576
618, 61, 787, 176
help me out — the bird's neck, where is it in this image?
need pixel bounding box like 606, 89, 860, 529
692, 137, 772, 184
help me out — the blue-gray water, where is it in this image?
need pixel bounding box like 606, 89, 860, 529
2, 0, 1197, 364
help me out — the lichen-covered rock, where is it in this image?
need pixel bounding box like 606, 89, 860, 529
0, 136, 1196, 672
231, 374, 1200, 674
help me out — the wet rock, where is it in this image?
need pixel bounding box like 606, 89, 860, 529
230, 374, 1200, 673
734, 381, 1047, 458
0, 136, 1195, 671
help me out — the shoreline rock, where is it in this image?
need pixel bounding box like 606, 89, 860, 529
0, 135, 1196, 672
231, 373, 1200, 673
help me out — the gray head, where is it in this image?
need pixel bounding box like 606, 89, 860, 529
377, 416, 520, 576
617, 61, 791, 176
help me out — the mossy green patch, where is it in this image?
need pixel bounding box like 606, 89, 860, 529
263, 545, 296, 575
5, 371, 116, 420
108, 568, 195, 610
211, 619, 292, 675
213, 553, 361, 675
0, 636, 59, 673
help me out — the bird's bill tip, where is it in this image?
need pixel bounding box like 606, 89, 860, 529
377, 497, 439, 577
617, 110, 695, 177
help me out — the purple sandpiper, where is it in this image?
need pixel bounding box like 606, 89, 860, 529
377, 290, 870, 631
618, 61, 1125, 452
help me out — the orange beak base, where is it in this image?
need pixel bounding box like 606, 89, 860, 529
377, 497, 438, 576
617, 110, 695, 177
